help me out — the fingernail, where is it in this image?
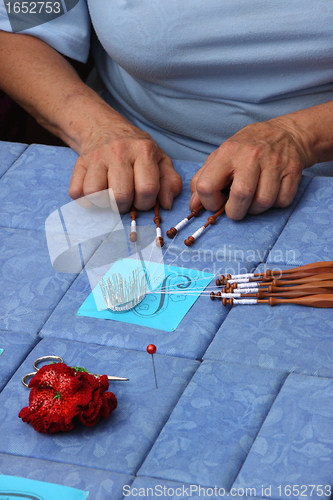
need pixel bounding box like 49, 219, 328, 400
167, 192, 175, 209
189, 193, 196, 208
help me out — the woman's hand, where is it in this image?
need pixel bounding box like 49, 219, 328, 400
0, 31, 181, 213
69, 121, 182, 213
190, 117, 313, 220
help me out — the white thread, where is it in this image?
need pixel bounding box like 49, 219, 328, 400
233, 287, 259, 293
230, 273, 255, 279
236, 282, 260, 288
191, 226, 206, 239
156, 227, 162, 237
228, 278, 250, 284
233, 298, 258, 305
175, 218, 189, 231
131, 220, 137, 229
221, 293, 242, 298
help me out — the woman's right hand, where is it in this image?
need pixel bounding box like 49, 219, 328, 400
0, 31, 181, 213
69, 119, 182, 213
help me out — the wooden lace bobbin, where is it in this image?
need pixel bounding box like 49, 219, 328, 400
231, 273, 333, 291
267, 281, 333, 293
184, 205, 225, 247
221, 294, 333, 308
166, 204, 204, 238
220, 289, 332, 300
252, 287, 333, 299
210, 289, 329, 301
218, 267, 333, 286
264, 261, 333, 275
261, 266, 333, 280
226, 281, 333, 298
270, 273, 333, 287
229, 281, 267, 290
129, 207, 138, 242
153, 201, 164, 247
210, 291, 257, 300
217, 263, 333, 285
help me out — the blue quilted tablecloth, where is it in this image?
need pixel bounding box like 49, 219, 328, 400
0, 453, 133, 500
0, 331, 38, 391
0, 141, 332, 499
204, 263, 333, 377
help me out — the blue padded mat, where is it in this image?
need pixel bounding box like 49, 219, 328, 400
0, 144, 77, 231
233, 373, 333, 498
0, 227, 77, 335
267, 177, 333, 265
0, 141, 331, 493
40, 257, 255, 359
203, 264, 333, 377
138, 360, 286, 489
0, 337, 199, 475
0, 453, 133, 500
0, 331, 38, 391
0, 141, 27, 178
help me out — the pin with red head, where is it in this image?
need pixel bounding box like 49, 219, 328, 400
146, 344, 158, 389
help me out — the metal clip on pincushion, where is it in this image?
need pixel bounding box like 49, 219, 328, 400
21, 355, 129, 387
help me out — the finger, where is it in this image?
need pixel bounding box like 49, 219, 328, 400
158, 156, 182, 209
193, 158, 231, 211
247, 168, 281, 215
68, 158, 87, 200
107, 160, 134, 214
189, 191, 202, 210
225, 166, 260, 220
274, 171, 302, 208
189, 168, 203, 209
82, 161, 112, 208
189, 149, 219, 196
189, 167, 203, 193
68, 158, 93, 208
133, 155, 160, 211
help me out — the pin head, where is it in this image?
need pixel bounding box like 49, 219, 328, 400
146, 344, 157, 355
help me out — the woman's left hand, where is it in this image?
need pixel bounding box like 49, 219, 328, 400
189, 117, 313, 220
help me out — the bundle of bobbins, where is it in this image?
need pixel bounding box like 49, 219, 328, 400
166, 204, 203, 239
166, 203, 226, 246
210, 261, 333, 308
128, 203, 164, 247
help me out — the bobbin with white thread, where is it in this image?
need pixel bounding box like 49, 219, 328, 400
129, 207, 138, 242
184, 205, 225, 246
153, 202, 164, 247
166, 204, 204, 238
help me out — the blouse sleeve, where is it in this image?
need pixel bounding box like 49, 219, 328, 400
0, 0, 91, 62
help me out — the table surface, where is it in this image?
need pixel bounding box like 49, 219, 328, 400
0, 141, 333, 500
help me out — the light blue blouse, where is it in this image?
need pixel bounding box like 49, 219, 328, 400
1, 0, 333, 170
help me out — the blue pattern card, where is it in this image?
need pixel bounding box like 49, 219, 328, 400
77, 260, 214, 331
0, 475, 89, 499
